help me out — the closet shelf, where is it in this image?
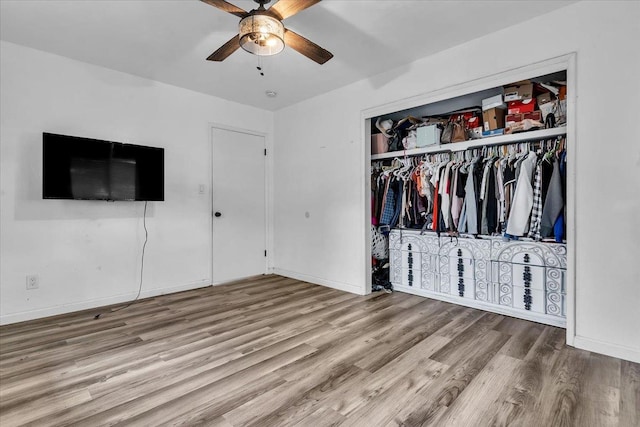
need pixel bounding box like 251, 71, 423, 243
371, 126, 567, 160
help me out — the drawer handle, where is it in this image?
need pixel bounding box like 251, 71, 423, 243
523, 265, 532, 311
458, 257, 465, 297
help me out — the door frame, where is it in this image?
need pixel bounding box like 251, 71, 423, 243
208, 123, 273, 285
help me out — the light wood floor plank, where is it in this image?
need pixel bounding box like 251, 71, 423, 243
398, 329, 512, 426
532, 345, 591, 427
0, 274, 637, 427
619, 360, 640, 427
432, 354, 523, 426
333, 334, 451, 417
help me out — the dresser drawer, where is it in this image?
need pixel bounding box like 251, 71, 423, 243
510, 263, 545, 291
512, 286, 545, 314
443, 275, 475, 299
448, 257, 476, 279
400, 250, 421, 270
400, 268, 421, 287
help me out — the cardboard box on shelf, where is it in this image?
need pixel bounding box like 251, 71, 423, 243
482, 94, 505, 111
523, 111, 542, 122
506, 113, 524, 127
416, 125, 441, 147
371, 133, 389, 154
504, 82, 534, 101
507, 99, 536, 114
537, 92, 554, 106
482, 108, 505, 131
466, 115, 482, 130
505, 113, 543, 133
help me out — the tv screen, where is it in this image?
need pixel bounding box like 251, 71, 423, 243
43, 133, 164, 201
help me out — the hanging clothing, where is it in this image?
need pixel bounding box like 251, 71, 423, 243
460, 161, 479, 234
485, 158, 499, 234
473, 156, 485, 232
541, 159, 564, 238
503, 158, 517, 224
372, 140, 566, 243
506, 151, 537, 236
430, 161, 446, 232
540, 158, 554, 207
439, 161, 454, 229
555, 150, 567, 242
528, 163, 543, 240
451, 165, 464, 229
379, 177, 396, 227
389, 178, 404, 229
495, 158, 506, 230
480, 157, 498, 235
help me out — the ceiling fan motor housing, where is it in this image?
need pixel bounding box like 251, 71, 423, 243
239, 10, 285, 55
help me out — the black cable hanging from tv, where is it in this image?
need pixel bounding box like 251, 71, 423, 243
94, 201, 148, 319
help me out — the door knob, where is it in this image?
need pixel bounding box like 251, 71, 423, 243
214, 212, 222, 217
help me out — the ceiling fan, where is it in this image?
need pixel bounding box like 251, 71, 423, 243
201, 0, 333, 64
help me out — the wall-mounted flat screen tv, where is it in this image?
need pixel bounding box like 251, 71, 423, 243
43, 133, 164, 201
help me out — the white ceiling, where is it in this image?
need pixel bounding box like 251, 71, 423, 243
0, 0, 577, 111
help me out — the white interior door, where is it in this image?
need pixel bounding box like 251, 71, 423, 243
211, 127, 266, 284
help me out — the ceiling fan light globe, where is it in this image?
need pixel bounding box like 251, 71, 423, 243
239, 14, 285, 56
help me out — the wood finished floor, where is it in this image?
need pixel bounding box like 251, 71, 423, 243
0, 275, 637, 426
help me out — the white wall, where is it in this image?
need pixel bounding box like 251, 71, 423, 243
0, 41, 274, 324
273, 1, 640, 362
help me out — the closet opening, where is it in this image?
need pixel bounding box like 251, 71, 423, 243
363, 54, 576, 341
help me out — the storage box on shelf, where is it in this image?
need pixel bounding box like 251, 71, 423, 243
388, 230, 567, 327
507, 99, 536, 114
482, 107, 506, 131
504, 82, 534, 101
482, 94, 506, 111
416, 125, 441, 147
371, 133, 388, 154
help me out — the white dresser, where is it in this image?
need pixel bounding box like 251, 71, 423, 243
389, 229, 567, 327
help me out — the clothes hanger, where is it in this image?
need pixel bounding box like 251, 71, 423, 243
382, 157, 401, 174
543, 138, 559, 163
393, 157, 412, 179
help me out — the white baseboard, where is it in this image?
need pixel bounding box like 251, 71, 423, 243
273, 268, 365, 296
573, 335, 640, 364
0, 279, 211, 325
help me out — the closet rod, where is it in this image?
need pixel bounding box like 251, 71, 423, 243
394, 133, 566, 159
371, 127, 567, 160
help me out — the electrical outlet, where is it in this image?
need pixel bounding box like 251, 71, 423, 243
26, 275, 39, 290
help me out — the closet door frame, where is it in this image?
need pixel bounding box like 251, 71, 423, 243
361, 53, 577, 346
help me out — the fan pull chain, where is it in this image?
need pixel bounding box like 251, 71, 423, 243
256, 57, 264, 76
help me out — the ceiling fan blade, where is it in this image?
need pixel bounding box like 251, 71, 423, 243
200, 0, 247, 18
269, 0, 321, 20
284, 29, 333, 64
207, 35, 240, 61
